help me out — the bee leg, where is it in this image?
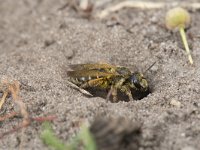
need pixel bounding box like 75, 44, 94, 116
120, 86, 134, 101
109, 78, 125, 102
106, 86, 113, 101
106, 86, 118, 102
80, 82, 89, 88
126, 90, 134, 101
112, 88, 118, 102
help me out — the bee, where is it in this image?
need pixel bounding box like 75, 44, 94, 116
67, 63, 150, 102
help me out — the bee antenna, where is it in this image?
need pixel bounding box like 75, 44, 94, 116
144, 61, 156, 73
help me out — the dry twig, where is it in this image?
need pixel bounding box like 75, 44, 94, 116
0, 111, 18, 121
0, 79, 30, 125
97, 1, 200, 19
0, 78, 57, 139
0, 113, 57, 139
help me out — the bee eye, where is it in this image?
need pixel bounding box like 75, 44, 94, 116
131, 75, 141, 89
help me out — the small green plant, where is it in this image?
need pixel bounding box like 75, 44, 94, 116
41, 122, 97, 150
79, 125, 97, 150
41, 122, 70, 150
165, 7, 193, 65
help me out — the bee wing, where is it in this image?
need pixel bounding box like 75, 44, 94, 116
69, 63, 117, 71
67, 70, 116, 78
87, 77, 106, 87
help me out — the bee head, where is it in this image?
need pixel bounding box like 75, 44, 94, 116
129, 72, 149, 91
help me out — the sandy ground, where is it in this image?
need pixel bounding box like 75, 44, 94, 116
0, 0, 200, 150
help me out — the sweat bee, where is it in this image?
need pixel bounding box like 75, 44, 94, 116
67, 63, 150, 102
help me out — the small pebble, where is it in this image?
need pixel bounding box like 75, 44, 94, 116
79, 0, 93, 12
170, 99, 181, 108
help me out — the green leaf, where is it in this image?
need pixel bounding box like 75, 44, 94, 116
41, 122, 71, 150
79, 125, 97, 150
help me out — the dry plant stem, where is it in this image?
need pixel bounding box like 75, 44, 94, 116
0, 115, 56, 139
0, 79, 57, 139
14, 99, 30, 125
97, 1, 200, 19
0, 122, 29, 139
32, 115, 57, 122
6, 81, 30, 149
9, 81, 30, 125
9, 81, 29, 124
97, 1, 164, 18
0, 111, 18, 121
0, 91, 8, 110
179, 27, 193, 64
